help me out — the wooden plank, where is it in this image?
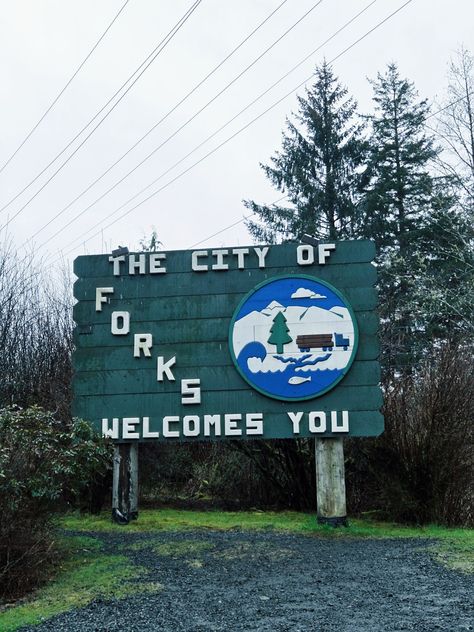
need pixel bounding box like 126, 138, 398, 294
73, 263, 377, 301
76, 409, 384, 440
72, 334, 380, 371
73, 360, 380, 396
73, 286, 379, 323
73, 384, 383, 420
73, 312, 379, 349
73, 241, 376, 278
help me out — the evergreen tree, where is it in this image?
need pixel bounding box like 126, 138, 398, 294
245, 62, 366, 242
362, 63, 471, 368
268, 312, 292, 354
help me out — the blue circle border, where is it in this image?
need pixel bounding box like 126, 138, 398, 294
228, 274, 360, 402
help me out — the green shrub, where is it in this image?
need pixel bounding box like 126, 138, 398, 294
0, 406, 112, 600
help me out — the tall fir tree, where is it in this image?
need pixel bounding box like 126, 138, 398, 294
362, 63, 471, 368
245, 62, 366, 242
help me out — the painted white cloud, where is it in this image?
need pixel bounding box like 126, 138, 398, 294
291, 287, 327, 300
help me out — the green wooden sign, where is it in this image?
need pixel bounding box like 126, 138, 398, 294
73, 241, 383, 442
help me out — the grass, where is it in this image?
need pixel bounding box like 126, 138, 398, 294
0, 535, 161, 632
1, 509, 472, 631
129, 538, 214, 557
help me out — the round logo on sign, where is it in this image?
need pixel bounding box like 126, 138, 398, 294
229, 275, 359, 401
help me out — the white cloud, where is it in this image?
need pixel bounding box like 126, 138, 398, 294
291, 287, 326, 300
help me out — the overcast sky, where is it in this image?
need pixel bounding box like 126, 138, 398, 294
0, 0, 472, 264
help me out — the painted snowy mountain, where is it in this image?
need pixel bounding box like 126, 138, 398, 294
232, 301, 355, 373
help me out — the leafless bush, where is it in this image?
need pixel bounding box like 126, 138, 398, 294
347, 342, 474, 525
0, 241, 73, 417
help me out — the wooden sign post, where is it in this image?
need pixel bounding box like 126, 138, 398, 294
315, 437, 347, 526
112, 443, 138, 524
73, 240, 382, 524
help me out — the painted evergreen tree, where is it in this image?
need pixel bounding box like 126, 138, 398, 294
245, 62, 366, 242
268, 312, 292, 354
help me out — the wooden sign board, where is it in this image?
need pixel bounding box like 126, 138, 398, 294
73, 241, 383, 442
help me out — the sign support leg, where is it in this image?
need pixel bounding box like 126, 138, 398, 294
112, 443, 139, 524
129, 443, 139, 520
315, 437, 348, 527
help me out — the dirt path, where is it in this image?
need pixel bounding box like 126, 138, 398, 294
21, 530, 474, 631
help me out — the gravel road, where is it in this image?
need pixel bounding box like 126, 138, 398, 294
21, 529, 473, 631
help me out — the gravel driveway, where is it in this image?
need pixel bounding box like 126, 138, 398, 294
21, 529, 474, 631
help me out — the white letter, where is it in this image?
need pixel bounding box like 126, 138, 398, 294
204, 414, 221, 436
149, 252, 167, 274
129, 254, 146, 275
192, 250, 208, 272
288, 411, 304, 434
181, 378, 201, 404
163, 416, 180, 438
225, 413, 242, 436
134, 334, 153, 357
122, 417, 140, 439
254, 246, 269, 268
108, 255, 125, 276
246, 413, 263, 435
102, 418, 119, 439
95, 287, 114, 311
157, 356, 176, 381
183, 415, 200, 437
331, 410, 349, 433
111, 311, 130, 335
212, 249, 229, 271
309, 411, 326, 433
232, 248, 249, 269
297, 245, 314, 266
143, 416, 159, 438
318, 243, 336, 264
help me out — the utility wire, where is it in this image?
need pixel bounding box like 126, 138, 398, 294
21, 0, 289, 248
187, 195, 288, 249
187, 214, 255, 249
47, 0, 414, 266
25, 0, 323, 249
0, 0, 131, 176
42, 0, 376, 255
424, 91, 474, 121
0, 0, 202, 226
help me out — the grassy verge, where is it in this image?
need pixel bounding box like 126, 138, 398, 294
0, 535, 160, 632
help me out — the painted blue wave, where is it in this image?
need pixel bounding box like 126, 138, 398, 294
236, 342, 343, 399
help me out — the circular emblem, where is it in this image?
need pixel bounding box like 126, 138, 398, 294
229, 275, 358, 401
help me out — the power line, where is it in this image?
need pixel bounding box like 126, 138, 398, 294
0, 0, 131, 176
187, 195, 288, 248
21, 0, 290, 248
0, 0, 203, 227
424, 91, 474, 121
187, 214, 255, 249
43, 0, 377, 255
25, 0, 323, 249
47, 0, 414, 267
